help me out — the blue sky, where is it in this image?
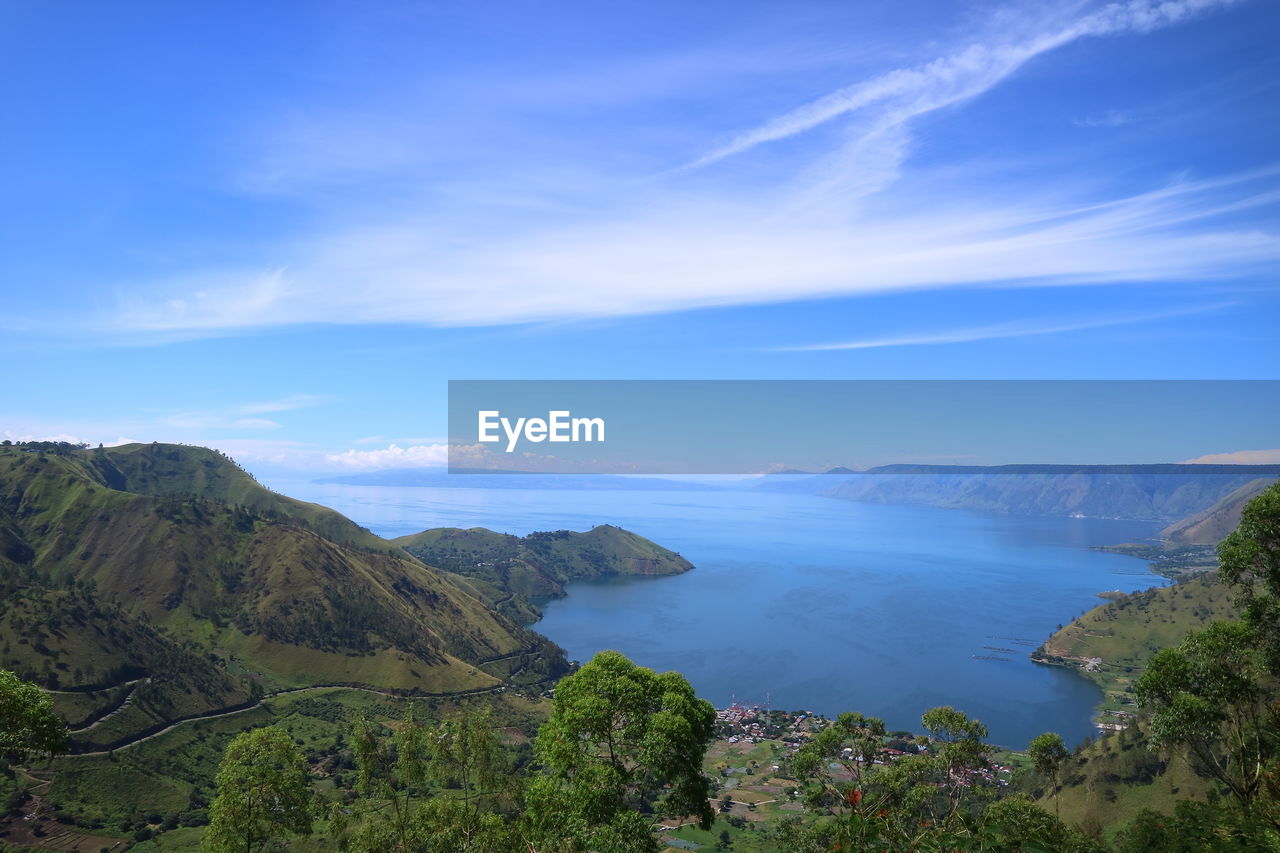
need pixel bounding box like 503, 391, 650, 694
1, 0, 1277, 472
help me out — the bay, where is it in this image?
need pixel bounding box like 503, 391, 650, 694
271, 479, 1164, 748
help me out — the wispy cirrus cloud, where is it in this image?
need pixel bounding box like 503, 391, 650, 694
157, 394, 325, 430
160, 413, 281, 430
89, 0, 1271, 339
107, 165, 1279, 334
1073, 109, 1134, 128
239, 393, 328, 414
769, 302, 1234, 351
685, 0, 1241, 170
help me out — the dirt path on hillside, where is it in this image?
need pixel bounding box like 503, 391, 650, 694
66, 679, 150, 733
63, 683, 505, 757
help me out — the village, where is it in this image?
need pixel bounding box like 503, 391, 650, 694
655, 701, 1016, 850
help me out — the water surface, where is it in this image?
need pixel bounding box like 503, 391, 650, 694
273, 480, 1164, 748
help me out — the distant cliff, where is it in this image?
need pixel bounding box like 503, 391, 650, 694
759, 464, 1280, 522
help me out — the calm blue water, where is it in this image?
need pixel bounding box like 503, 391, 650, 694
271, 480, 1165, 749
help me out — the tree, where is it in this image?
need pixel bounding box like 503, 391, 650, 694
203, 726, 313, 853
1135, 620, 1277, 820
921, 705, 991, 820
1026, 732, 1069, 817
0, 668, 67, 765
525, 650, 715, 853
1116, 799, 1279, 853
1132, 484, 1280, 834
1218, 481, 1280, 671
784, 706, 1003, 852
337, 706, 519, 852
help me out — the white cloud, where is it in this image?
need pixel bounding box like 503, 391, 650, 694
1183, 449, 1280, 464
353, 434, 446, 446
770, 302, 1233, 351
161, 413, 280, 430
686, 0, 1240, 169
92, 0, 1271, 338
324, 443, 451, 470
1, 430, 140, 447
106, 167, 1279, 333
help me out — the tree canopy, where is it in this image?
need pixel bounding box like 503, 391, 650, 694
1135, 481, 1280, 832
0, 667, 67, 764
1218, 481, 1280, 671
204, 726, 313, 853
527, 649, 716, 853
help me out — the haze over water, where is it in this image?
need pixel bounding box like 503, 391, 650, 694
277, 480, 1165, 749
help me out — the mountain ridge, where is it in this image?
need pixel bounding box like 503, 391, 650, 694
756, 463, 1280, 522
0, 442, 571, 747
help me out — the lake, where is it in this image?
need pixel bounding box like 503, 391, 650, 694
271, 479, 1165, 748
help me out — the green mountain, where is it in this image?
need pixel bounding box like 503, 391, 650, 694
393, 524, 694, 624
1159, 477, 1276, 544
0, 442, 568, 749
1088, 477, 1277, 579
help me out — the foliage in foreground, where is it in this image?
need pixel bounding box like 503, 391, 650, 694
203, 726, 313, 853
777, 707, 1102, 852
0, 667, 67, 765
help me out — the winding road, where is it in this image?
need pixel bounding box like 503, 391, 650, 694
64, 682, 509, 757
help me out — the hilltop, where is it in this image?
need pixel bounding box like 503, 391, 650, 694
393, 524, 694, 624
0, 442, 569, 749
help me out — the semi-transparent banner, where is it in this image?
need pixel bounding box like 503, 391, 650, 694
447, 380, 1280, 476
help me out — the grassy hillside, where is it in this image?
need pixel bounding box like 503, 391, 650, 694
1032, 574, 1240, 716
1029, 573, 1244, 835
0, 582, 254, 752
1037, 720, 1214, 842
1160, 477, 1276, 544
393, 524, 694, 623
90, 443, 393, 551
0, 443, 569, 749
